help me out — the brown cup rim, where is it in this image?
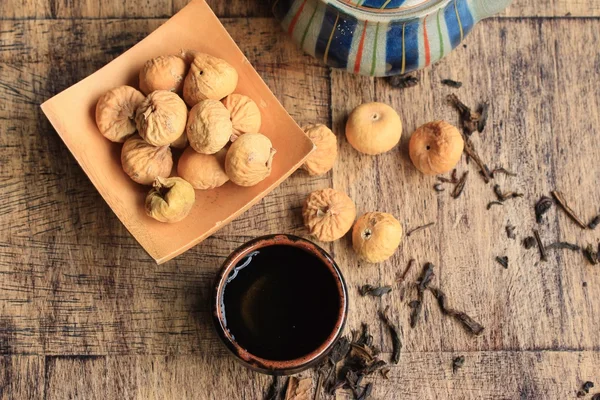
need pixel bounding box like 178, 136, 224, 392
212, 234, 348, 375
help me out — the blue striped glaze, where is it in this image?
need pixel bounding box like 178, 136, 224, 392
272, 0, 512, 76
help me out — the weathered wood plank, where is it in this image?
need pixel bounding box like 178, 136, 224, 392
330, 16, 600, 355
36, 352, 600, 399
0, 0, 599, 18
0, 356, 44, 400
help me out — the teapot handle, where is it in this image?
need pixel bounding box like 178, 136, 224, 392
470, 0, 513, 20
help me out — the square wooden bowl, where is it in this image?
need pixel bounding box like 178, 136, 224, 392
41, 0, 314, 264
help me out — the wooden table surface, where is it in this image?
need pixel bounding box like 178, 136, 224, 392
1, 0, 599, 398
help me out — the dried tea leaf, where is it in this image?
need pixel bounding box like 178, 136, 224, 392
523, 236, 537, 249
583, 244, 598, 265
410, 263, 435, 328
359, 285, 392, 298
551, 190, 588, 229
487, 201, 504, 210
577, 381, 594, 397
266, 376, 283, 400
452, 356, 465, 373
495, 256, 509, 269
477, 103, 489, 133
438, 169, 459, 184
533, 229, 548, 262
285, 377, 312, 400
494, 184, 524, 202
546, 242, 580, 252
388, 75, 419, 89
433, 183, 446, 192
489, 167, 517, 178
379, 307, 402, 364
396, 259, 415, 284
428, 286, 484, 335
451, 171, 469, 199
446, 94, 481, 136
329, 337, 351, 363
441, 79, 463, 88
357, 383, 373, 400
506, 225, 516, 239
380, 368, 391, 379
535, 196, 554, 223
406, 222, 435, 237
588, 215, 600, 230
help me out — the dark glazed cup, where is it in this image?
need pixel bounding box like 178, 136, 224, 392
212, 234, 348, 375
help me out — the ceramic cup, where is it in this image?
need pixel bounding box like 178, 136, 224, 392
272, 0, 512, 76
212, 234, 348, 375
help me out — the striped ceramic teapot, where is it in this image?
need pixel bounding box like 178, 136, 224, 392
272, 0, 512, 76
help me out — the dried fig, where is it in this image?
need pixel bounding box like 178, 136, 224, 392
95, 85, 144, 143
177, 147, 229, 190
136, 90, 188, 147
352, 212, 403, 263
121, 135, 173, 185
409, 121, 464, 175
302, 188, 356, 242
170, 131, 188, 149
186, 99, 232, 154
225, 133, 275, 187
222, 94, 262, 140
183, 52, 238, 106
145, 177, 195, 223
301, 124, 337, 176
139, 55, 187, 95
346, 102, 402, 155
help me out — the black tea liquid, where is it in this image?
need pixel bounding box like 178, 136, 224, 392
221, 244, 340, 361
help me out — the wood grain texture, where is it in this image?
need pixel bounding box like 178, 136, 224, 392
2, 352, 598, 399
1, 0, 599, 18
1, 1, 600, 398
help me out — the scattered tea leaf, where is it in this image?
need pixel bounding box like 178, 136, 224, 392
591, 394, 600, 400
441, 79, 463, 88
406, 222, 435, 237
266, 376, 283, 400
388, 75, 419, 89
357, 382, 373, 400
534, 196, 554, 223
588, 215, 600, 230
353, 323, 373, 348
577, 381, 595, 397
551, 191, 588, 229
359, 285, 392, 298
410, 263, 435, 328
489, 167, 516, 178
546, 242, 580, 252
494, 184, 524, 202
397, 259, 415, 284
452, 356, 465, 373
533, 229, 548, 262
446, 94, 481, 136
523, 236, 537, 249
438, 169, 459, 184
495, 256, 509, 269
428, 286, 485, 335
583, 244, 598, 265
285, 376, 312, 400
433, 183, 445, 192
506, 224, 516, 239
451, 171, 469, 198
330, 337, 351, 363
379, 307, 402, 364
477, 102, 490, 133
380, 368, 391, 379
487, 201, 504, 210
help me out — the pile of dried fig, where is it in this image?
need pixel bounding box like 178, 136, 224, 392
95, 51, 273, 224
